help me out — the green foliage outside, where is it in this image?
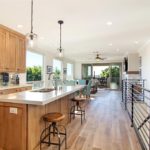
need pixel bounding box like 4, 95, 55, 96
100, 67, 110, 78
26, 66, 42, 81
100, 66, 120, 85
53, 68, 61, 79
110, 66, 120, 77
100, 66, 120, 78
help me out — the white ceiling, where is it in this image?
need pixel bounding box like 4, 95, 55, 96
0, 0, 150, 62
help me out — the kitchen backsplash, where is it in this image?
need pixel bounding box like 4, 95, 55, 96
0, 72, 26, 86
0, 72, 44, 88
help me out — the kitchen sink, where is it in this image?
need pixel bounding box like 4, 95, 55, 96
31, 88, 55, 92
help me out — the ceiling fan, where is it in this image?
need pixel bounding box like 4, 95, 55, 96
95, 53, 106, 61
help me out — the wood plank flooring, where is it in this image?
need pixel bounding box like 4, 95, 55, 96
45, 90, 142, 150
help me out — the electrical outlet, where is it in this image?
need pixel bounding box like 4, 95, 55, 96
10, 107, 18, 114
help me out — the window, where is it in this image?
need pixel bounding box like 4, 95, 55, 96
53, 59, 62, 79
67, 63, 73, 80
88, 66, 92, 76
26, 51, 43, 81
82, 64, 92, 79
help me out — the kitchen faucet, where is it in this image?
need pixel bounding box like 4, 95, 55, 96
48, 72, 55, 80
48, 72, 58, 90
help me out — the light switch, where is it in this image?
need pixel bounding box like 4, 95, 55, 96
10, 107, 18, 114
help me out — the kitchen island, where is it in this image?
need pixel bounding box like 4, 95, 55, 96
0, 85, 84, 150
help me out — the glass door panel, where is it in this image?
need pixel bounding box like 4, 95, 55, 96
110, 64, 121, 90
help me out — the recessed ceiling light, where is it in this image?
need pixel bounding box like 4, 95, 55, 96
134, 41, 139, 44
109, 43, 112, 46
17, 24, 23, 28
106, 21, 112, 26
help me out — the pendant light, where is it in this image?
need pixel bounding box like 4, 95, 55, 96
58, 20, 64, 57
26, 0, 37, 47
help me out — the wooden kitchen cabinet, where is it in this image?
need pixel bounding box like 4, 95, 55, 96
0, 28, 7, 72
0, 24, 26, 73
16, 37, 26, 73
7, 32, 17, 71
0, 103, 27, 150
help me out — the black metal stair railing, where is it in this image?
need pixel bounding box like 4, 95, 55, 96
122, 79, 145, 111
122, 79, 150, 150
138, 115, 150, 130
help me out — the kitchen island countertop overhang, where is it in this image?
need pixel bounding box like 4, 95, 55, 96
0, 85, 85, 105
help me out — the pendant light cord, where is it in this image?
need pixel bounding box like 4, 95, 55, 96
60, 23, 62, 51
31, 0, 33, 33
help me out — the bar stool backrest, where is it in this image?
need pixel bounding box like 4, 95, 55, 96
86, 80, 92, 97
78, 79, 86, 85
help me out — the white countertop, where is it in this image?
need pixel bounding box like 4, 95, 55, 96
0, 85, 85, 105
0, 84, 32, 90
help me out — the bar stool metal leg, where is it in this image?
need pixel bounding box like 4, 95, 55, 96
64, 126, 67, 149
40, 123, 67, 150
49, 124, 52, 146
70, 100, 86, 124
70, 105, 76, 122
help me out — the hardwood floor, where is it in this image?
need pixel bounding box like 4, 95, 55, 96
45, 90, 142, 150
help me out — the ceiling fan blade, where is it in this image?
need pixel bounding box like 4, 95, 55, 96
100, 57, 106, 60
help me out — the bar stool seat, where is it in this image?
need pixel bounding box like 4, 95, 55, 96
72, 96, 87, 101
43, 112, 65, 122
40, 112, 67, 150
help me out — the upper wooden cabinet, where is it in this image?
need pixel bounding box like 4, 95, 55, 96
16, 37, 26, 73
0, 25, 26, 73
7, 32, 17, 71
0, 28, 7, 72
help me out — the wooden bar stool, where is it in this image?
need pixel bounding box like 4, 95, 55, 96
40, 112, 67, 150
70, 96, 86, 124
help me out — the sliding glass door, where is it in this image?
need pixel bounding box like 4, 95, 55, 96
82, 64, 92, 79
82, 63, 122, 90
109, 64, 121, 90
93, 65, 110, 88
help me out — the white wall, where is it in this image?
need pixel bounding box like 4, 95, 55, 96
128, 53, 139, 72
62, 58, 75, 80
139, 41, 150, 89
74, 62, 82, 79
